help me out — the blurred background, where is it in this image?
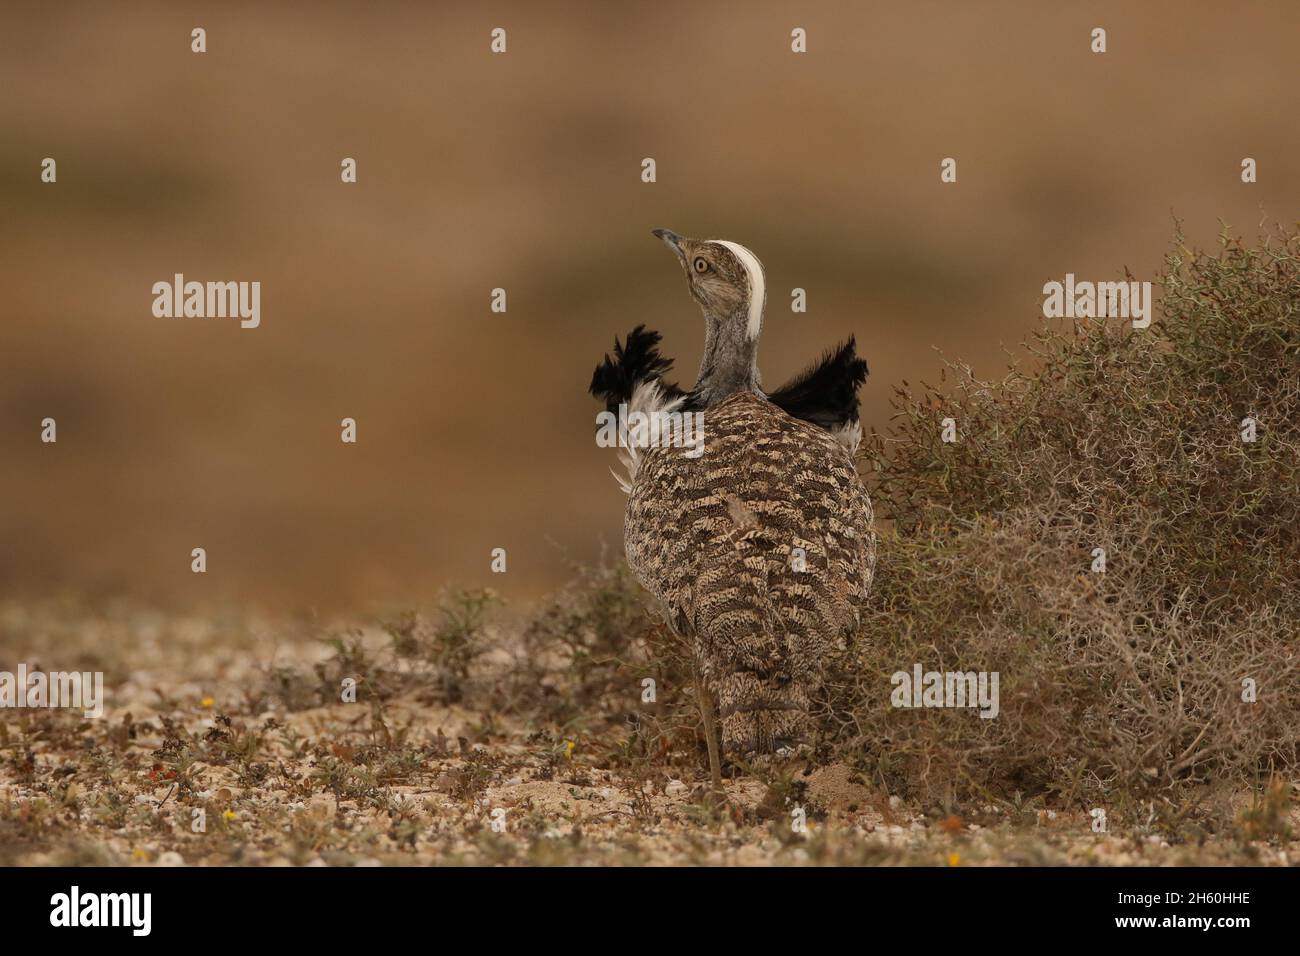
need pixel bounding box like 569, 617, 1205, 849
1, 1, 1297, 611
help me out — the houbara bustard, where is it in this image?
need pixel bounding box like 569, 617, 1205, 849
591, 229, 877, 782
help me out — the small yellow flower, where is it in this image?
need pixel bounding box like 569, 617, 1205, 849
222, 809, 237, 821
132, 848, 148, 861
200, 696, 214, 708
564, 739, 576, 760
947, 853, 961, 867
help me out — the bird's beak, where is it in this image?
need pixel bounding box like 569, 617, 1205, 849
652, 228, 687, 261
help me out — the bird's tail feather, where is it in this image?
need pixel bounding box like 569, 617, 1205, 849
694, 547, 813, 755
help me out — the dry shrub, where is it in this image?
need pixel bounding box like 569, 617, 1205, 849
504, 560, 650, 727
509, 560, 701, 767
826, 223, 1300, 819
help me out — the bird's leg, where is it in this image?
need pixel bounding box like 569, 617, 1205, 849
693, 665, 725, 803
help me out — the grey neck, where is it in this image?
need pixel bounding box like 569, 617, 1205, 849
692, 305, 761, 407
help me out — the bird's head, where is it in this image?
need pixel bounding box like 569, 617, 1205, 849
652, 228, 766, 342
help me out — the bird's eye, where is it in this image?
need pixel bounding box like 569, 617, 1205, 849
693, 257, 709, 273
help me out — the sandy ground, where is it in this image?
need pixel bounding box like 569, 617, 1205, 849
1, 603, 1294, 867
